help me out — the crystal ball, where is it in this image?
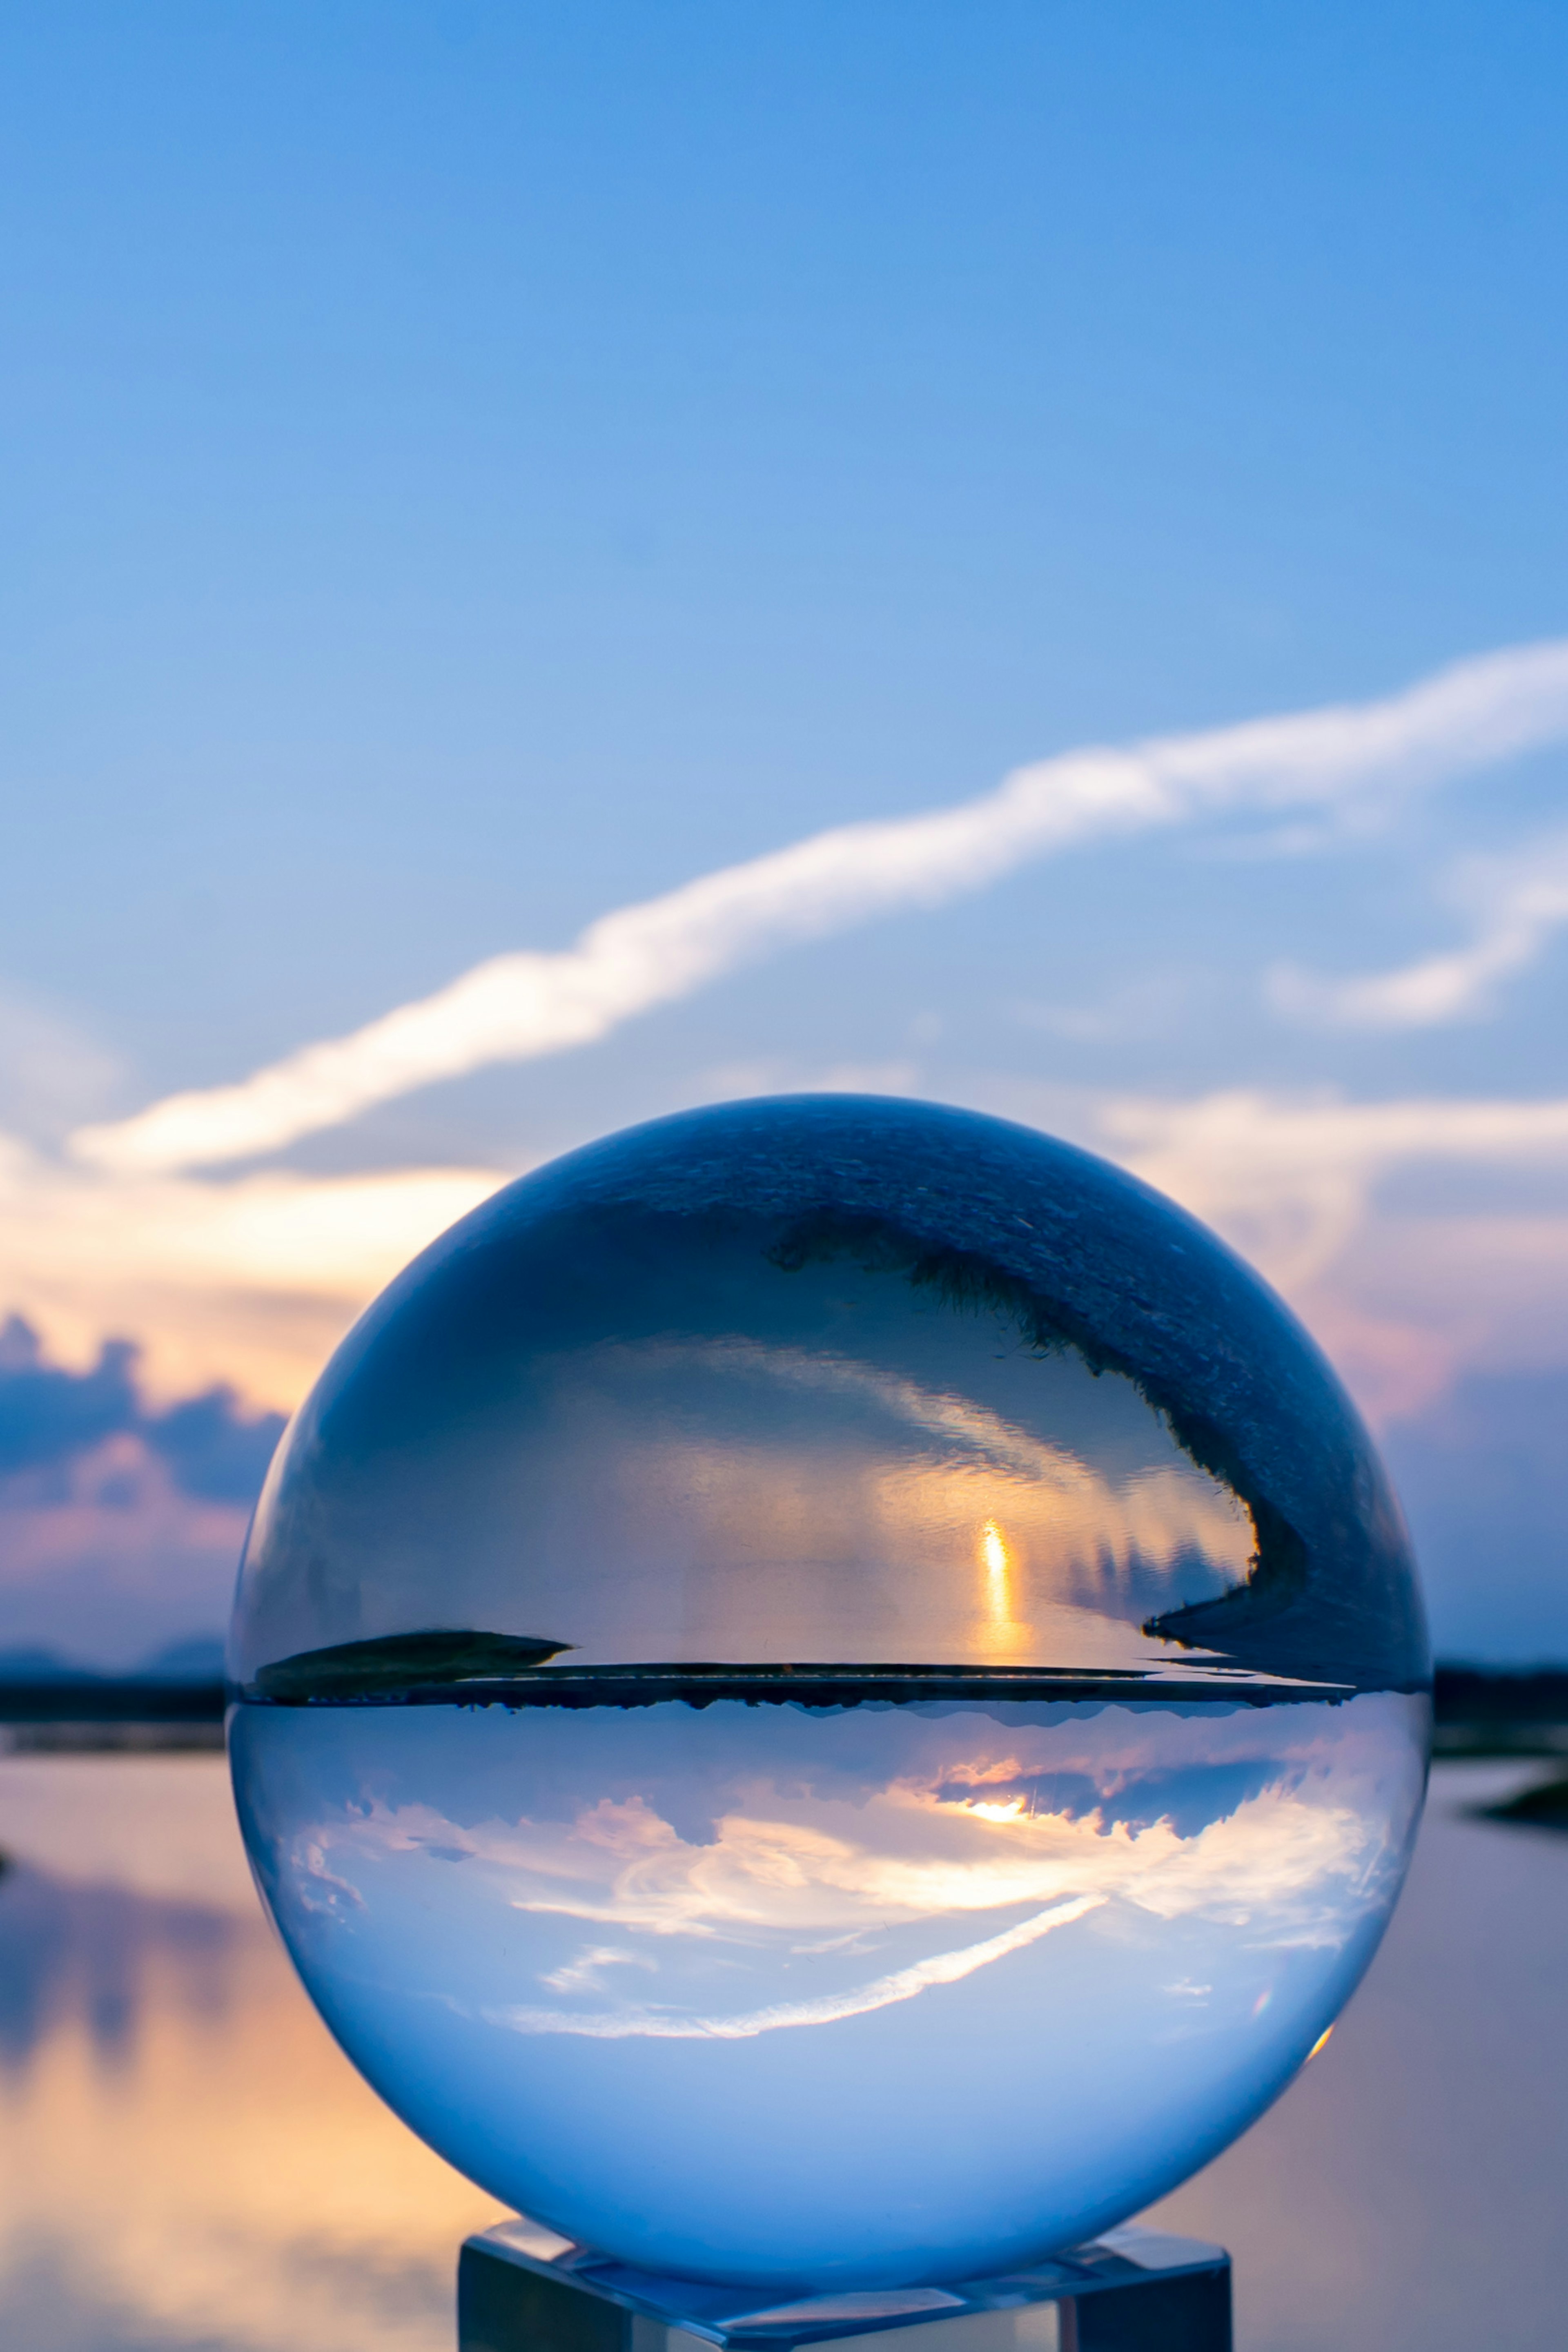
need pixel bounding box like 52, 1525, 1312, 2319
229, 1095, 1429, 2289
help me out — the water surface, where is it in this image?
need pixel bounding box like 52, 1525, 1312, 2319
0, 1751, 1560, 2350
233, 1686, 1425, 2285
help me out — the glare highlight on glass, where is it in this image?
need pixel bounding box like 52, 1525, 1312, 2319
229, 1095, 1430, 2289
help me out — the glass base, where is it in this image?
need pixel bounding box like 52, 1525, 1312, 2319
458, 2218, 1232, 2352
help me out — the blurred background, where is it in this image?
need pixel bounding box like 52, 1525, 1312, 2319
1, 7, 1565, 2349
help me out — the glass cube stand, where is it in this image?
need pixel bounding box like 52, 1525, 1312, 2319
458, 2216, 1231, 2352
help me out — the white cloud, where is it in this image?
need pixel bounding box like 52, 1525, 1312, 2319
1096, 1087, 1568, 1289
483, 1898, 1105, 2040
283, 1697, 1417, 2043
1085, 1086, 1568, 1422
70, 635, 1568, 1176
14, 1080, 1568, 1425
1270, 829, 1568, 1030
0, 1132, 506, 1405
2, 637, 1567, 1430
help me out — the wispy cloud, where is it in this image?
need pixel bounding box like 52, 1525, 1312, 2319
13, 1071, 1568, 1429
70, 636, 1568, 1176
0, 634, 1564, 1442
287, 1700, 1410, 2045
1098, 1086, 1568, 1288
483, 1899, 1105, 2040
1270, 829, 1568, 1029
1091, 1086, 1568, 1421
0, 1135, 502, 1405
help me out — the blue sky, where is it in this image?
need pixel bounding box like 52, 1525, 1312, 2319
2, 3, 1566, 1664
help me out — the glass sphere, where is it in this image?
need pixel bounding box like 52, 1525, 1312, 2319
229, 1095, 1429, 2289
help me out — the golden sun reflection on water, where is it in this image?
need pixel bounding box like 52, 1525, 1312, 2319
977, 1516, 1033, 1650
979, 1518, 1009, 1603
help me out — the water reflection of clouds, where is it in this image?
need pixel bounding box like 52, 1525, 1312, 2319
591, 1338, 1243, 1543
531, 1337, 1255, 1662
0, 1757, 503, 2352
0, 1861, 235, 2073
0, 1753, 260, 1912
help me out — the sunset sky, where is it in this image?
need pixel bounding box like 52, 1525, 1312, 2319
3, 4, 1567, 1665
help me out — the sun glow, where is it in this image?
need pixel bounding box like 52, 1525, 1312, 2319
980, 1518, 1011, 1619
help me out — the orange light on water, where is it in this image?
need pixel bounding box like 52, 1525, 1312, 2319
979, 1518, 1011, 1623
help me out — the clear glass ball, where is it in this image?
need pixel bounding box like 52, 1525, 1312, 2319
229, 1096, 1429, 2289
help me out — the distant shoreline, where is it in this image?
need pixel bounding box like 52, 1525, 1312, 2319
0, 1661, 1563, 1752
0, 1678, 225, 1725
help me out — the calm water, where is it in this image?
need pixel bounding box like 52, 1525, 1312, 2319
0, 1748, 1561, 2350
231, 1688, 1425, 2286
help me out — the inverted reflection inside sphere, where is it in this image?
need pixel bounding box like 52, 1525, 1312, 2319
228, 1096, 1430, 2289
